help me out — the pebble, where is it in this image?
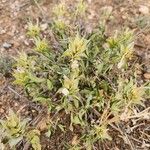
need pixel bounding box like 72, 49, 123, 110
40, 23, 48, 31
122, 13, 128, 19
32, 109, 36, 113
14, 103, 18, 107
136, 70, 142, 75
24, 40, 30, 46
0, 28, 6, 34
3, 42, 12, 49
2, 0, 6, 3
139, 5, 149, 15
144, 73, 150, 79
0, 108, 4, 113
87, 0, 92, 3
120, 7, 125, 12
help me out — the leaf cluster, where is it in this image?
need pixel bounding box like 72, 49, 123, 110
0, 110, 41, 150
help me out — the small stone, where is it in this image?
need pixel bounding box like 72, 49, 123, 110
87, 0, 92, 3
19, 35, 25, 39
144, 73, 150, 79
120, 7, 125, 12
14, 103, 18, 107
122, 15, 127, 19
2, 0, 6, 3
3, 42, 12, 49
0, 28, 6, 34
0, 108, 4, 113
32, 109, 36, 113
139, 5, 149, 15
136, 70, 142, 75
24, 40, 30, 46
40, 23, 48, 31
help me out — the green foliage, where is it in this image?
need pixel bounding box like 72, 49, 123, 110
34, 38, 50, 53
63, 34, 88, 60
111, 78, 146, 114
27, 22, 40, 37
0, 110, 41, 150
75, 0, 87, 17
90, 124, 112, 141
26, 130, 41, 150
0, 54, 13, 76
135, 16, 150, 29
12, 1, 148, 149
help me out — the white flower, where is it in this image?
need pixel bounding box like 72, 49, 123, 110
61, 88, 69, 96
71, 60, 79, 69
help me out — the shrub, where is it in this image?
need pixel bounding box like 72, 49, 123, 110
11, 0, 149, 149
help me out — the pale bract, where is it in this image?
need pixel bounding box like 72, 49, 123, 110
62, 88, 70, 96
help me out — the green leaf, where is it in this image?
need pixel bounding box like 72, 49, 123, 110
47, 79, 53, 90
58, 124, 65, 132
73, 98, 79, 108
29, 74, 45, 83
73, 116, 81, 125
45, 129, 52, 138
26, 130, 41, 150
